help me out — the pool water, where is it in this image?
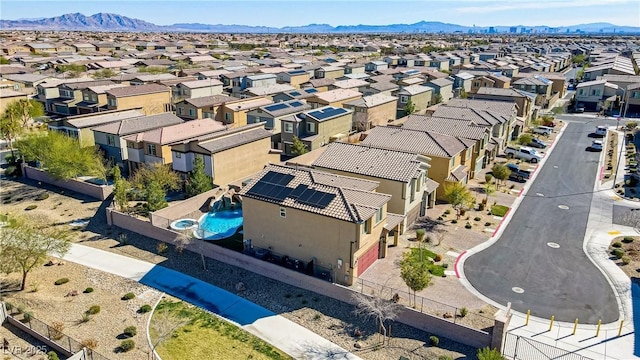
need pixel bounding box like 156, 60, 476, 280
197, 209, 243, 240
174, 220, 196, 229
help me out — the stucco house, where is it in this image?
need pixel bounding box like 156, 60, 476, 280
239, 163, 398, 284
307, 88, 362, 109
392, 85, 433, 118
280, 106, 354, 156
343, 94, 398, 131
105, 83, 172, 115
175, 94, 239, 121
48, 109, 144, 148
575, 79, 619, 112
424, 78, 454, 104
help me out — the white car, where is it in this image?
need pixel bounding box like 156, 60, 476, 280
590, 140, 603, 151
532, 126, 553, 136
595, 126, 607, 137
504, 146, 543, 163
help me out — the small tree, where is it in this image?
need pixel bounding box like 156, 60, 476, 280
0, 215, 71, 290
146, 180, 168, 213
0, 56, 10, 65
399, 253, 431, 307
130, 163, 180, 193
112, 166, 129, 212
434, 93, 443, 104
186, 157, 212, 197
352, 289, 400, 345
443, 182, 474, 219
150, 305, 189, 355
491, 163, 511, 190
403, 99, 416, 116
291, 136, 309, 156
517, 133, 533, 146
483, 181, 496, 203
0, 99, 45, 156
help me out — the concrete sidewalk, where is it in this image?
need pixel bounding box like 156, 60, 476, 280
458, 125, 639, 359
62, 243, 361, 360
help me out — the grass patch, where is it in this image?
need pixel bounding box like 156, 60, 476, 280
407, 248, 446, 277
490, 205, 509, 217
151, 300, 292, 360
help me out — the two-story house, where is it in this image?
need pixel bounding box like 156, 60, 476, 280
173, 79, 223, 103
276, 69, 311, 89
272, 88, 319, 103
50, 80, 114, 115
306, 88, 362, 109
239, 163, 396, 284
311, 142, 436, 229
175, 94, 239, 121
48, 109, 144, 148
76, 84, 127, 115
91, 112, 184, 173
123, 119, 226, 174
360, 126, 470, 200
342, 94, 398, 131
575, 79, 619, 112
392, 85, 433, 118
247, 99, 313, 148
170, 123, 278, 187
105, 83, 172, 115
219, 97, 274, 127
280, 106, 354, 156
424, 78, 454, 104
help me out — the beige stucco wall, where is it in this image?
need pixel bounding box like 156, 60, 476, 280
310, 113, 353, 150
429, 154, 463, 200
367, 101, 397, 128
0, 94, 27, 115
108, 91, 170, 115
211, 137, 278, 186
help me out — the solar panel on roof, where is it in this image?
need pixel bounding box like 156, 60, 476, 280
297, 189, 336, 208
289, 91, 301, 96
264, 103, 289, 112
305, 88, 318, 93
289, 184, 308, 199
289, 101, 303, 107
289, 70, 306, 75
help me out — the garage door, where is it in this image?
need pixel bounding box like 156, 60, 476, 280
357, 242, 380, 276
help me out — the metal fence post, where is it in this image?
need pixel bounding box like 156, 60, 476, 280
421, 297, 424, 312
68, 337, 72, 352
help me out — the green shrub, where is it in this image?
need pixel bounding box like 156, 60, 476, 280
438, 356, 454, 360
138, 305, 152, 313
25, 204, 37, 210
474, 217, 481, 221
122, 292, 135, 300
83, 287, 94, 293
47, 351, 60, 360
54, 278, 69, 285
465, 222, 472, 229
123, 326, 137, 337
429, 335, 440, 346
612, 242, 622, 248
23, 311, 33, 322
87, 305, 101, 315
613, 248, 625, 259
460, 307, 468, 317
477, 347, 505, 360
622, 236, 634, 243
120, 339, 135, 352
622, 256, 631, 265
444, 209, 451, 215
5, 302, 13, 311
437, 217, 443, 221
451, 219, 458, 224
485, 222, 492, 226
35, 193, 50, 201
17, 304, 25, 313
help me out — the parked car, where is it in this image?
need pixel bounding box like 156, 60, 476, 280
507, 163, 532, 182
590, 140, 603, 151
504, 146, 543, 163
572, 103, 585, 113
528, 138, 547, 149
532, 126, 553, 136
594, 126, 607, 137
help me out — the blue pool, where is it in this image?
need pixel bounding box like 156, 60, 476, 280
196, 209, 243, 240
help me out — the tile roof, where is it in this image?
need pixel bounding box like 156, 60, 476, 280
245, 84, 296, 96
184, 95, 239, 108
133, 74, 177, 82
66, 109, 145, 129
62, 80, 114, 90
226, 97, 274, 111
384, 213, 406, 231
396, 85, 432, 95
369, 82, 399, 92
257, 99, 312, 117
332, 79, 369, 89
312, 142, 428, 183
91, 112, 183, 135
106, 83, 170, 98
343, 94, 397, 108
0, 89, 26, 98
361, 126, 465, 158
239, 164, 390, 223
310, 88, 362, 103
178, 79, 223, 89
428, 78, 454, 87
123, 119, 226, 144
196, 125, 273, 154
402, 115, 489, 140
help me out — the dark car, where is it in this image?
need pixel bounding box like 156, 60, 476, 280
528, 138, 547, 149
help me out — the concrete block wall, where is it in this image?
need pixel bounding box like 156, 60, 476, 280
22, 165, 113, 200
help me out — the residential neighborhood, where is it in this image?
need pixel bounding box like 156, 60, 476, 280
1, 12, 640, 360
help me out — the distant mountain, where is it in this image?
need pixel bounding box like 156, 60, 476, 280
1, 13, 639, 34
0, 12, 161, 31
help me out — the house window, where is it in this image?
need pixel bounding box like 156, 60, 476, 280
147, 144, 157, 156
126, 141, 135, 149
204, 112, 213, 118
399, 95, 408, 104
175, 152, 181, 158
60, 89, 73, 98
362, 219, 372, 234
280, 207, 286, 218
591, 89, 601, 96
375, 208, 383, 224
306, 122, 316, 133
632, 91, 640, 99
178, 107, 183, 115
83, 94, 90, 101
578, 89, 586, 96
189, 108, 195, 117
108, 98, 117, 107
225, 112, 232, 123
106, 135, 116, 146
450, 157, 455, 167
284, 123, 293, 133
91, 94, 97, 102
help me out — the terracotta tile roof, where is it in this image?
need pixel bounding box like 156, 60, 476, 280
123, 119, 226, 145
312, 142, 428, 183
360, 126, 465, 158
239, 164, 390, 223
106, 83, 170, 98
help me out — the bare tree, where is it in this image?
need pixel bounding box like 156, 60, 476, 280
352, 288, 401, 345
174, 233, 193, 254
149, 308, 189, 359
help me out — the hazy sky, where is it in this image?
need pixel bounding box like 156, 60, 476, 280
2, 0, 639, 27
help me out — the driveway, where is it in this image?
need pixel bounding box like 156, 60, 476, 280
464, 119, 619, 324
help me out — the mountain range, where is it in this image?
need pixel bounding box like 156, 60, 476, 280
1, 13, 639, 34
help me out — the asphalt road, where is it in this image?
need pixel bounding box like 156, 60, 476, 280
465, 117, 619, 324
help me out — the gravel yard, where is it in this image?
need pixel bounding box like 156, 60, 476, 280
1, 177, 480, 360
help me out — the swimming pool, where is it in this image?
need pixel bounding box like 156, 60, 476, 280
195, 209, 243, 240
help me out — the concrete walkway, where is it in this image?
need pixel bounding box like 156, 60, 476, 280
63, 243, 361, 360
459, 124, 638, 359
